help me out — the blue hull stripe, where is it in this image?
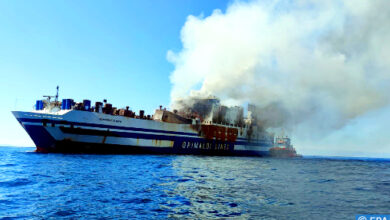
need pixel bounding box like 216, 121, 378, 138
59, 126, 269, 146
19, 118, 199, 136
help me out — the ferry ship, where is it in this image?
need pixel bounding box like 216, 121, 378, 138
12, 87, 297, 156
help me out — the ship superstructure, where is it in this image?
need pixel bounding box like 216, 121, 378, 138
12, 88, 297, 156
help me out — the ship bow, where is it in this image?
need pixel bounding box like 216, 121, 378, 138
12, 111, 56, 152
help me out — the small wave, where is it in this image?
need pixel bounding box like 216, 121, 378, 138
122, 198, 152, 204
156, 164, 170, 168
310, 179, 336, 183
53, 210, 75, 217
377, 181, 390, 186
228, 202, 238, 207
216, 212, 242, 217
353, 187, 370, 191
0, 199, 14, 205
31, 173, 51, 178
0, 164, 17, 167
0, 178, 34, 187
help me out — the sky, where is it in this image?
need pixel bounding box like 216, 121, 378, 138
0, 0, 231, 147
0, 0, 389, 158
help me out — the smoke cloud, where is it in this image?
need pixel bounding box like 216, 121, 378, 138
167, 0, 390, 156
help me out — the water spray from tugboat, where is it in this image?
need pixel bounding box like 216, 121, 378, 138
167, 0, 390, 155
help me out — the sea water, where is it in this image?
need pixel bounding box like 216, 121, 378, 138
0, 147, 389, 219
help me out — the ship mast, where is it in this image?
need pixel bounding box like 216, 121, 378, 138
43, 86, 59, 106
55, 85, 59, 104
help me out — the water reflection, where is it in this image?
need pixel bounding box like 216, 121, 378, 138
165, 156, 273, 219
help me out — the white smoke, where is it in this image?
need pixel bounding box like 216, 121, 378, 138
167, 0, 390, 156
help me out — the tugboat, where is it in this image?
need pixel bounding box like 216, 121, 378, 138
269, 136, 301, 158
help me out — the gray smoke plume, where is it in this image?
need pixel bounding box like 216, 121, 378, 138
167, 0, 390, 156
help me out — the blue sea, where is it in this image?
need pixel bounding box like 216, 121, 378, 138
0, 147, 389, 219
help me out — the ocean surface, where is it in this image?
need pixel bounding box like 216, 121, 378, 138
0, 147, 389, 219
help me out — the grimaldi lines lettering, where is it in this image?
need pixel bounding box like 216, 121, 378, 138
180, 141, 232, 151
